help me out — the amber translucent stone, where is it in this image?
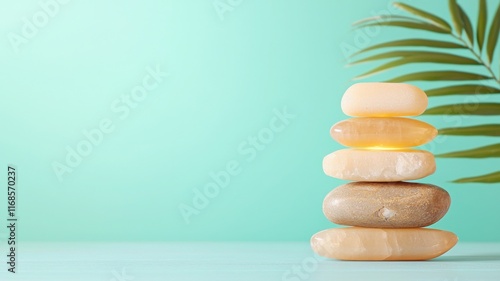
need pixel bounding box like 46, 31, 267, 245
330, 117, 437, 148
311, 227, 458, 261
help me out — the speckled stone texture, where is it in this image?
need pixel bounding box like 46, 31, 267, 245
311, 227, 458, 261
322, 182, 451, 228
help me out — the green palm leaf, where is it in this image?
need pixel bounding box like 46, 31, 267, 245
425, 84, 500, 97
448, 0, 463, 35
354, 56, 480, 80
348, 51, 413, 65
437, 143, 500, 158
349, 51, 479, 65
454, 171, 500, 183
425, 103, 500, 115
349, 1, 500, 183
354, 59, 408, 79
353, 15, 421, 26
439, 124, 500, 136
351, 39, 465, 57
458, 5, 474, 46
394, 2, 452, 32
357, 21, 450, 34
477, 0, 487, 51
486, 2, 500, 63
387, 71, 492, 82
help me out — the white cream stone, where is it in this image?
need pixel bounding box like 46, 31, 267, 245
341, 83, 428, 117
322, 149, 435, 181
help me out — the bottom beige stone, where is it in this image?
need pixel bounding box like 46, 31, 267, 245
311, 227, 457, 261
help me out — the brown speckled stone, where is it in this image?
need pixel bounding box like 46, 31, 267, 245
323, 182, 450, 228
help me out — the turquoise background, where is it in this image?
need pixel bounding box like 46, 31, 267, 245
0, 0, 499, 242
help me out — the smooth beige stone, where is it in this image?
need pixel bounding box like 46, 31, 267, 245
323, 182, 450, 228
323, 149, 435, 181
311, 227, 458, 261
330, 117, 437, 148
341, 83, 428, 117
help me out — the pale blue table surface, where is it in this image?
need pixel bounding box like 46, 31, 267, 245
2, 242, 499, 281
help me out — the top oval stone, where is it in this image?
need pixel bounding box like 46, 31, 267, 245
341, 83, 428, 117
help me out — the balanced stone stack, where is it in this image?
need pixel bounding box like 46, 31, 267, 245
311, 83, 458, 261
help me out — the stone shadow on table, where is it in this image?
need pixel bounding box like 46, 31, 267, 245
434, 254, 500, 262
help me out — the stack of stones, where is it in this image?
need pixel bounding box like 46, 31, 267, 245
311, 83, 458, 261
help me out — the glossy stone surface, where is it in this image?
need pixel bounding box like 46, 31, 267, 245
341, 83, 428, 117
323, 149, 435, 181
323, 182, 450, 228
311, 227, 458, 261
330, 117, 437, 148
